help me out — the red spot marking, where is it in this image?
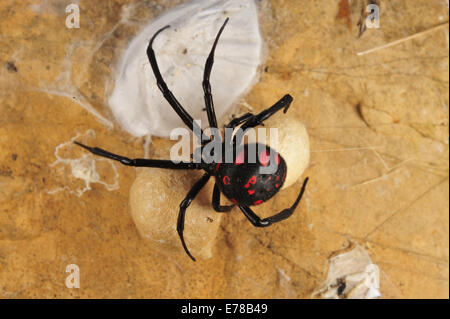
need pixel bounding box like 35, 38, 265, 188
235, 149, 245, 165
253, 200, 263, 205
244, 176, 257, 188
223, 176, 230, 185
259, 150, 270, 166
276, 176, 280, 181
268, 176, 272, 180
248, 189, 255, 195
215, 163, 220, 171
275, 154, 280, 165
230, 198, 238, 204
275, 183, 280, 188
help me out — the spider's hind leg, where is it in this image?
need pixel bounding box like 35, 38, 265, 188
238, 177, 309, 227
177, 173, 211, 261
212, 183, 234, 212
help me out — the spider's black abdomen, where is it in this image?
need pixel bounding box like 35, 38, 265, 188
215, 143, 287, 206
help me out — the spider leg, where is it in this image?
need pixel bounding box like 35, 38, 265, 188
238, 177, 309, 227
177, 173, 211, 261
212, 183, 234, 212
228, 94, 293, 145
239, 94, 293, 131
226, 113, 254, 130
203, 18, 229, 129
224, 112, 254, 145
74, 141, 202, 169
147, 25, 205, 142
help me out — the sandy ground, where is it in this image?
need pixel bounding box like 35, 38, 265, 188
0, 0, 448, 298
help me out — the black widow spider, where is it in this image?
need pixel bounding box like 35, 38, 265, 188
75, 18, 309, 261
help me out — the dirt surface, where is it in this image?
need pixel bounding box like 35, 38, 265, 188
0, 0, 448, 298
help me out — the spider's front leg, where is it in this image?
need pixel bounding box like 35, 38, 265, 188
147, 25, 204, 142
177, 173, 211, 261
203, 18, 229, 129
238, 177, 309, 227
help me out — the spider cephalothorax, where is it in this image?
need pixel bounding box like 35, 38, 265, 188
75, 18, 309, 261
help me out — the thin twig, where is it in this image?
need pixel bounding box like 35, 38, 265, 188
357, 22, 449, 56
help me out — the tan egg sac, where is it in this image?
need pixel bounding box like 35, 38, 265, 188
246, 115, 310, 189
129, 168, 222, 260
